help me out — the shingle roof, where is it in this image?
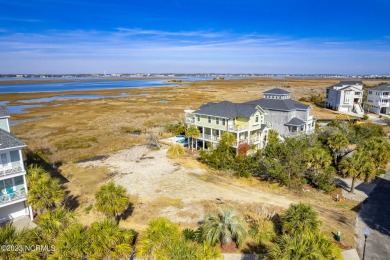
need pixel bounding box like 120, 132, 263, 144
285, 117, 306, 126
369, 84, 390, 91
194, 101, 258, 118
338, 80, 363, 85
263, 88, 290, 95
0, 129, 26, 150
0, 105, 9, 117
244, 98, 310, 111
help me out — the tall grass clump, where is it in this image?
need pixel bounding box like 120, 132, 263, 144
167, 144, 186, 158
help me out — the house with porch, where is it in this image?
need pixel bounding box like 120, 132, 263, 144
0, 105, 32, 223
184, 88, 316, 150
365, 84, 390, 115
185, 101, 269, 150
325, 81, 364, 115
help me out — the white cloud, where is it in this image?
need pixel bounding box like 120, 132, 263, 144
0, 29, 389, 74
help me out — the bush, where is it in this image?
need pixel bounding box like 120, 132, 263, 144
362, 115, 369, 120
165, 122, 186, 135
167, 144, 186, 158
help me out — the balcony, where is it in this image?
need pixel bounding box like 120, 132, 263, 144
199, 134, 220, 141
0, 166, 24, 178
0, 189, 26, 206
227, 124, 248, 131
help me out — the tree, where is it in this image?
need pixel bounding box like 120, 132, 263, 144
50, 223, 89, 259
339, 151, 376, 193
185, 125, 200, 151
37, 206, 74, 244
359, 137, 390, 171
137, 217, 181, 258
304, 146, 336, 192
267, 231, 341, 260
281, 203, 320, 234
263, 137, 308, 189
266, 130, 279, 146
95, 181, 129, 221
0, 224, 21, 260
326, 132, 349, 166
88, 218, 136, 259
26, 167, 65, 213
201, 208, 247, 248
137, 217, 221, 259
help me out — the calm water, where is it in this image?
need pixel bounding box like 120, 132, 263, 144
0, 76, 250, 94
0, 79, 174, 93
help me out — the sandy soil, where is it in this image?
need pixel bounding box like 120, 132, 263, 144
77, 145, 292, 224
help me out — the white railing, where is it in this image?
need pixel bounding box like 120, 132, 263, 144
199, 134, 219, 141
227, 125, 248, 131
0, 166, 24, 177
0, 190, 26, 205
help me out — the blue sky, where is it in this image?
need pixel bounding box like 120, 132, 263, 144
0, 0, 390, 74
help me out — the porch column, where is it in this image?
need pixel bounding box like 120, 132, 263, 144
202, 127, 205, 149
218, 130, 221, 140
18, 150, 25, 171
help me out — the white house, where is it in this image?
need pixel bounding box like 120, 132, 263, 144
0, 105, 33, 223
325, 81, 364, 115
365, 84, 390, 115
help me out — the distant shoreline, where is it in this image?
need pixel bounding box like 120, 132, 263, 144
0, 77, 176, 85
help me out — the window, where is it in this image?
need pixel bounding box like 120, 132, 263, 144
0, 153, 7, 167
222, 118, 226, 125
208, 116, 211, 123
369, 91, 372, 94
345, 91, 351, 95
196, 115, 200, 121
216, 117, 219, 124
255, 115, 259, 123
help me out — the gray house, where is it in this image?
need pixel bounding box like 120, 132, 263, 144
244, 88, 316, 136
325, 81, 364, 115
184, 88, 316, 151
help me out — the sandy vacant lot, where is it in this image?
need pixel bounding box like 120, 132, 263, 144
76, 144, 357, 248
78, 145, 292, 225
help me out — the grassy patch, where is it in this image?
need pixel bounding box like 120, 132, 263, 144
56, 136, 98, 150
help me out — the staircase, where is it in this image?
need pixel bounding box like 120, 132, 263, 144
353, 103, 364, 114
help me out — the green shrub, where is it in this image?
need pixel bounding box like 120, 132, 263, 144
165, 122, 186, 135
167, 144, 186, 158
362, 115, 369, 120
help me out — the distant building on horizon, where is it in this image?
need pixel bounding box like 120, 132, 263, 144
325, 81, 364, 115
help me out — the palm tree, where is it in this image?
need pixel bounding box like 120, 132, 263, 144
201, 208, 247, 248
27, 175, 65, 214
327, 132, 349, 166
137, 217, 181, 259
50, 223, 88, 259
37, 206, 74, 243
360, 137, 390, 171
281, 203, 320, 234
0, 224, 20, 260
88, 218, 136, 259
267, 231, 341, 260
340, 151, 376, 193
185, 125, 200, 151
95, 181, 129, 221
306, 146, 332, 173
